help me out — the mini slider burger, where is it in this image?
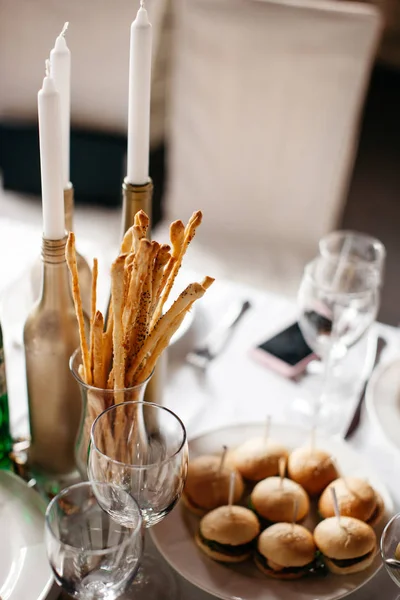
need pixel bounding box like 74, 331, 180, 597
314, 516, 377, 574
255, 523, 320, 579
250, 476, 309, 527
182, 454, 244, 516
288, 446, 338, 496
196, 505, 260, 563
233, 437, 289, 482
318, 477, 385, 527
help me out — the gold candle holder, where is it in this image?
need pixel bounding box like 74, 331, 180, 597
120, 177, 165, 406
24, 235, 88, 477
121, 177, 153, 234
64, 184, 92, 315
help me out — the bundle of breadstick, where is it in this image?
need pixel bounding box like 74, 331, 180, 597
66, 209, 214, 397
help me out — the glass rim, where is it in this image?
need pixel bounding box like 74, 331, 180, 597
380, 511, 399, 559
69, 347, 153, 393
90, 400, 187, 470
319, 230, 386, 261
302, 257, 379, 299
45, 481, 143, 555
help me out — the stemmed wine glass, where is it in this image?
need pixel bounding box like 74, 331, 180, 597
381, 512, 400, 598
319, 230, 386, 288
45, 481, 143, 600
88, 400, 188, 599
294, 255, 380, 431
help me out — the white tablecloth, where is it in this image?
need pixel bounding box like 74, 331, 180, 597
1, 201, 400, 599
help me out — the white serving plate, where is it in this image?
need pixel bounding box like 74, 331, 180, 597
151, 422, 393, 600
0, 470, 54, 600
366, 358, 400, 456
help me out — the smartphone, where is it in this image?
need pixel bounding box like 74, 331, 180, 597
251, 322, 316, 378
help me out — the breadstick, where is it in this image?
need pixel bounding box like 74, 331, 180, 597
149, 244, 171, 318
132, 224, 144, 254
120, 226, 134, 254
170, 220, 185, 259
123, 239, 152, 343
103, 300, 113, 382
137, 278, 214, 383
111, 254, 126, 401
125, 242, 158, 382
152, 211, 202, 325
127, 282, 206, 385
66, 232, 91, 384
135, 209, 150, 238
93, 310, 105, 388
89, 258, 98, 379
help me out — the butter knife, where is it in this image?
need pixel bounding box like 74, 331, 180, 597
344, 334, 387, 440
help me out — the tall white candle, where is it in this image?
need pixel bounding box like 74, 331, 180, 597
38, 61, 65, 240
127, 1, 152, 185
50, 22, 71, 189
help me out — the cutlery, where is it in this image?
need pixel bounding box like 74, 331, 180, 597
343, 334, 387, 440
186, 300, 251, 369
384, 558, 400, 569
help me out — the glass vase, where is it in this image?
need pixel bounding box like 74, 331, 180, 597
69, 349, 152, 479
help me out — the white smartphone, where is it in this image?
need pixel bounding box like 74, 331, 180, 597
251, 322, 317, 378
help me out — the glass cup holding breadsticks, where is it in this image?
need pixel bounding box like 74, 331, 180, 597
65, 210, 211, 598
65, 209, 213, 472
294, 256, 379, 429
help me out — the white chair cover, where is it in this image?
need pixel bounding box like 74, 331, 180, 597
164, 0, 382, 295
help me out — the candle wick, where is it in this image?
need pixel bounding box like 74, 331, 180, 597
45, 59, 50, 78
60, 21, 69, 37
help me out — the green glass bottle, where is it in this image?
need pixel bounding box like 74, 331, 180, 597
0, 323, 12, 466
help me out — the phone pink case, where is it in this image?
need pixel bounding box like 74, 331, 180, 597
250, 347, 316, 379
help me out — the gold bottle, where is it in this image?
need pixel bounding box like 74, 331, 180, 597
24, 235, 87, 476
120, 178, 164, 407
64, 184, 92, 314
31, 185, 91, 315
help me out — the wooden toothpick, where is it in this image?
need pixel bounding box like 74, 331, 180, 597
331, 487, 341, 523
218, 445, 228, 475
279, 456, 286, 489
228, 471, 236, 508
263, 415, 271, 445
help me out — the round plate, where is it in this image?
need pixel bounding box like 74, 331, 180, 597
0, 470, 54, 600
151, 422, 393, 600
366, 358, 400, 456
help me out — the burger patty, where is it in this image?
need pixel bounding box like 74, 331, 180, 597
198, 531, 256, 557
329, 550, 374, 568
255, 550, 327, 576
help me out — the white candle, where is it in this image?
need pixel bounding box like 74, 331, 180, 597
50, 22, 71, 189
127, 1, 152, 185
38, 61, 65, 240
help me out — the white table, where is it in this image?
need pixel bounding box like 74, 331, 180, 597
1, 195, 400, 599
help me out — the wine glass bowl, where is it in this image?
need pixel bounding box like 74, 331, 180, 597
381, 512, 400, 588
319, 230, 386, 287
298, 257, 379, 361
89, 401, 188, 528
45, 481, 143, 600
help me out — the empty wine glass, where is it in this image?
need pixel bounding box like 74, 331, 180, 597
319, 230, 386, 288
381, 512, 400, 596
295, 256, 379, 430
45, 481, 143, 600
88, 401, 188, 599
